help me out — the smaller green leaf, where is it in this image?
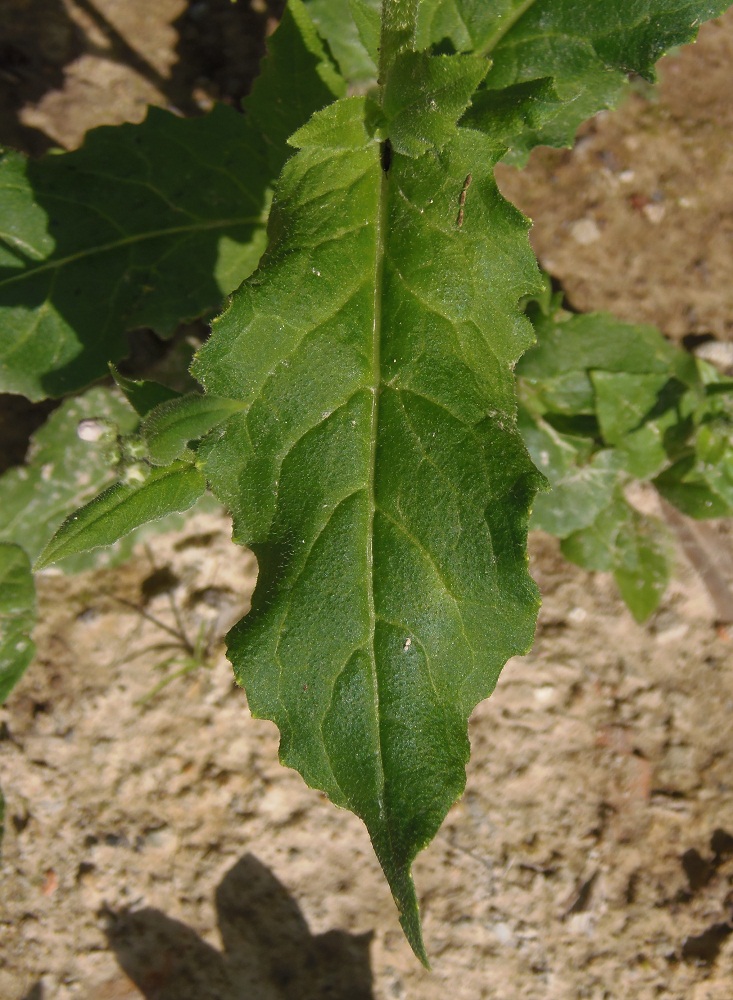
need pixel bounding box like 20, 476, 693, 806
560, 495, 628, 573
523, 370, 596, 417
383, 52, 488, 155
518, 405, 584, 482
705, 381, 733, 398
0, 543, 36, 703
421, 0, 536, 54
655, 454, 733, 519
561, 495, 673, 621
349, 0, 381, 64
611, 424, 670, 481
109, 364, 181, 418
591, 371, 671, 445
530, 449, 621, 538
468, 0, 733, 158
613, 510, 673, 623
35, 462, 206, 569
518, 311, 685, 381
141, 394, 246, 466
304, 0, 377, 84
414, 0, 473, 51
290, 96, 376, 151
518, 299, 713, 484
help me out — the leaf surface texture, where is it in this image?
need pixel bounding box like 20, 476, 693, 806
193, 8, 546, 961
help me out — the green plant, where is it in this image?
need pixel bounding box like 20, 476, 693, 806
1, 0, 732, 964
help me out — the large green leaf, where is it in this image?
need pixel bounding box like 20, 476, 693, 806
0, 0, 342, 401
0, 543, 35, 703
12, 0, 727, 962
192, 6, 545, 963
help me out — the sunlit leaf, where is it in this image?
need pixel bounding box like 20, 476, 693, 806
35, 462, 207, 569
193, 7, 545, 960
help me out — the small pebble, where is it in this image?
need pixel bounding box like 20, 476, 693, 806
570, 218, 602, 245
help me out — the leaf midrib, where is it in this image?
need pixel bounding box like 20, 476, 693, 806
366, 153, 389, 822
0, 216, 266, 291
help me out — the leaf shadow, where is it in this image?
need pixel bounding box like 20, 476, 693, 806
103, 853, 375, 1000
0, 0, 335, 401
0, 105, 269, 399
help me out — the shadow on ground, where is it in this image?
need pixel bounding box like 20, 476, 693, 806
102, 854, 374, 999
1, 0, 84, 155
0, 0, 285, 156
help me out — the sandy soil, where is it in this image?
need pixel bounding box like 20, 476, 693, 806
1, 4, 732, 998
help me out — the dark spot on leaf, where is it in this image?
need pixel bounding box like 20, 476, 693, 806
565, 871, 598, 915
380, 139, 392, 174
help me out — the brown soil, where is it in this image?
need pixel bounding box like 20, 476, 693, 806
1, 5, 732, 998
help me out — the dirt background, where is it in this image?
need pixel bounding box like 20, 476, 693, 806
1, 3, 733, 998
